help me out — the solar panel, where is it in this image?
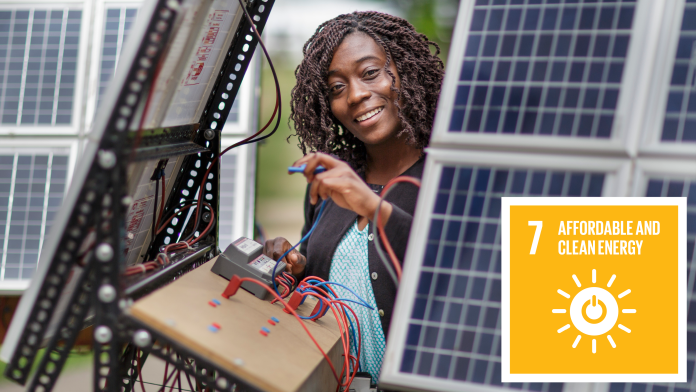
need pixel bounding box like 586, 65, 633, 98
97, 7, 139, 106
381, 153, 608, 391
0, 0, 271, 385
0, 8, 82, 126
0, 151, 68, 289
605, 176, 696, 392
384, 0, 692, 390
432, 0, 636, 144
661, 0, 696, 143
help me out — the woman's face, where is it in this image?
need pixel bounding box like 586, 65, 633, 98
326, 32, 402, 147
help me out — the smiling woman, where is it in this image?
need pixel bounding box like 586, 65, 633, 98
262, 11, 444, 385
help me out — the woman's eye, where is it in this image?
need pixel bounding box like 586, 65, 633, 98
330, 84, 343, 93
365, 69, 379, 77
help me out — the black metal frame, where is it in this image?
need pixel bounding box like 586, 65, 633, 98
3, 0, 275, 390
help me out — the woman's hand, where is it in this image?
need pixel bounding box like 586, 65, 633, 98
263, 237, 306, 276
291, 152, 392, 222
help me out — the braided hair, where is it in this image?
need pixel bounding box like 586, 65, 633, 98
290, 11, 445, 172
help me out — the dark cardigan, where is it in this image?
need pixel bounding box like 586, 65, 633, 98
298, 156, 425, 337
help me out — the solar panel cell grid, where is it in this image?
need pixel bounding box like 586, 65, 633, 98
661, 1, 696, 143
98, 7, 139, 106
0, 153, 67, 282
451, 0, 634, 138
609, 178, 696, 391
401, 164, 603, 388
0, 9, 81, 126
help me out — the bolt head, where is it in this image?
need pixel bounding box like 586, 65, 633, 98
98, 150, 116, 169
133, 329, 152, 347
202, 212, 212, 223
122, 196, 133, 206
203, 129, 216, 140
94, 326, 112, 343
96, 243, 114, 262
98, 285, 117, 303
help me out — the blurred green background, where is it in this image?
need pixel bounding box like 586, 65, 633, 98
255, 0, 458, 243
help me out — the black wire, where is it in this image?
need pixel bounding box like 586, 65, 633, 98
153, 176, 159, 240
234, 0, 281, 145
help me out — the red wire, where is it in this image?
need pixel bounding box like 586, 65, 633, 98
334, 301, 361, 387
192, 93, 279, 228
136, 349, 146, 392
124, 201, 214, 276
162, 345, 169, 389
376, 176, 422, 279
235, 277, 340, 383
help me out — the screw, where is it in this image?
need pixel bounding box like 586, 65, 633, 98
122, 196, 133, 206
202, 212, 212, 223
133, 330, 152, 347
98, 150, 116, 169
94, 326, 112, 343
98, 285, 116, 303
203, 129, 216, 140
217, 378, 228, 389
96, 243, 114, 262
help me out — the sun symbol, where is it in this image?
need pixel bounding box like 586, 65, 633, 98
553, 269, 636, 353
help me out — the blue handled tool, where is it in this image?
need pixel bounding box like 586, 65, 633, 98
288, 164, 326, 174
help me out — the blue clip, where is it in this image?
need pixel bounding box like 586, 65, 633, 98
261, 326, 271, 333
208, 325, 219, 333
212, 299, 221, 305
288, 164, 326, 174
271, 316, 280, 323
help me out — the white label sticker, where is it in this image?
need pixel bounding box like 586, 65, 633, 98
234, 237, 262, 255
248, 256, 277, 274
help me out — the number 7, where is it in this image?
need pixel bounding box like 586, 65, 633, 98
528, 221, 543, 255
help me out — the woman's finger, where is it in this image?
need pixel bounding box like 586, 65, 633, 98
308, 170, 332, 205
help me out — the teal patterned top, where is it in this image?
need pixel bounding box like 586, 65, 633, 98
328, 219, 386, 383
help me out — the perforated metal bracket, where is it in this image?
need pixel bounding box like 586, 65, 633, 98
25, 263, 95, 392
118, 316, 263, 392
145, 0, 276, 261
200, 0, 275, 132
3, 184, 101, 385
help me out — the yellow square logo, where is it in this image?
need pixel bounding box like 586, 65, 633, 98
502, 198, 686, 383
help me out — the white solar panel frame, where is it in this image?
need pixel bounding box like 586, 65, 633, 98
632, 159, 696, 198
0, 138, 77, 294
380, 147, 631, 392
637, 0, 696, 157
218, 136, 256, 250
0, 0, 92, 136
83, 0, 141, 135
429, 0, 661, 155
382, 0, 696, 391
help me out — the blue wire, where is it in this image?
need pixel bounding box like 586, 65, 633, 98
344, 311, 362, 372
272, 199, 328, 295
332, 298, 374, 309
309, 281, 374, 309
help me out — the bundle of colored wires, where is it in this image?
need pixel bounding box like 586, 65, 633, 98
372, 176, 422, 285
123, 201, 215, 276
235, 276, 364, 391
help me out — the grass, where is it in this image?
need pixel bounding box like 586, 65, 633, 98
0, 346, 93, 384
